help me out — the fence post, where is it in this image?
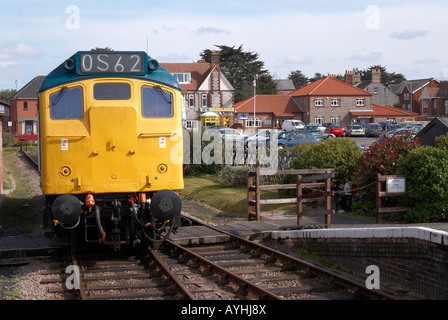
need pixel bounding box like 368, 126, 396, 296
296, 175, 302, 225
255, 169, 261, 221
325, 174, 332, 228
247, 170, 253, 220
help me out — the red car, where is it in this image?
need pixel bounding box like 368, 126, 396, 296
325, 124, 345, 136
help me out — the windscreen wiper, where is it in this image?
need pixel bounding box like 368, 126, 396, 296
154, 85, 172, 104
52, 86, 68, 106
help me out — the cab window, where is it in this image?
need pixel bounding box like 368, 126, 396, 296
141, 86, 173, 118
93, 82, 131, 100
50, 86, 84, 120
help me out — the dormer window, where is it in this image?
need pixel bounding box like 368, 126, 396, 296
172, 73, 191, 84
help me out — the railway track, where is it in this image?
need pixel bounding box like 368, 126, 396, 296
40, 219, 396, 300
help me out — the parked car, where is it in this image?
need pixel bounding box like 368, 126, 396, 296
305, 123, 326, 133
306, 125, 335, 141
325, 124, 344, 136
244, 129, 279, 147
365, 123, 383, 137
378, 127, 416, 143
211, 128, 247, 143
410, 122, 424, 133
346, 124, 365, 137
277, 131, 319, 149
281, 119, 305, 131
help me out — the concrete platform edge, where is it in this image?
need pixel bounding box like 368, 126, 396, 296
271, 226, 448, 246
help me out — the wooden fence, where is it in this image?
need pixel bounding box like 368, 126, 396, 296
247, 169, 335, 227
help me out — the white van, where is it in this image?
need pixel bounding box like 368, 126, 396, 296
281, 119, 305, 131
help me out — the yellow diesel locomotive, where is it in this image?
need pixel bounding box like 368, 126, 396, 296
38, 51, 183, 251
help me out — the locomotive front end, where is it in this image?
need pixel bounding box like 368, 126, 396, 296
38, 51, 183, 251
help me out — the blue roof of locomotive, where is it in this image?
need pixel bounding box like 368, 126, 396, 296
39, 51, 181, 92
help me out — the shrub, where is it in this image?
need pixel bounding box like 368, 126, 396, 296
219, 165, 251, 187
358, 134, 420, 186
435, 133, 448, 150
289, 138, 362, 190
397, 146, 448, 222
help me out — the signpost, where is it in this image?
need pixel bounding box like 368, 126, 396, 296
376, 173, 411, 223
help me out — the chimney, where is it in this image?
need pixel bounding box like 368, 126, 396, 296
345, 70, 361, 85
372, 68, 381, 83
211, 51, 220, 67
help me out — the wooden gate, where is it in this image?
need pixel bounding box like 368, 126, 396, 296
247, 169, 335, 227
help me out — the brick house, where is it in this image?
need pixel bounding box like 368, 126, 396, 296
289, 75, 372, 127
234, 95, 303, 132
161, 52, 235, 130
420, 81, 448, 117
350, 104, 419, 124
9, 76, 44, 135
389, 78, 439, 115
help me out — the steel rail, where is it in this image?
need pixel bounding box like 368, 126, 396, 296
165, 239, 282, 300
147, 246, 197, 300
183, 215, 397, 300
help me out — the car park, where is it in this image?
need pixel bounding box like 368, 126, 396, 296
306, 123, 326, 133
346, 124, 365, 137
377, 127, 417, 143
365, 123, 383, 137
211, 128, 247, 143
325, 124, 345, 136
277, 131, 319, 149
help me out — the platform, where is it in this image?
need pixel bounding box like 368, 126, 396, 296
0, 236, 67, 265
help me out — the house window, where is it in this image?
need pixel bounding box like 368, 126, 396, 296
172, 73, 191, 84
315, 116, 324, 125
331, 99, 340, 107
315, 98, 324, 106
404, 93, 410, 100
356, 98, 365, 106
189, 94, 194, 107
330, 116, 339, 124
185, 120, 199, 131
202, 94, 207, 108
23, 101, 28, 110
423, 100, 428, 109
246, 118, 261, 128
445, 101, 448, 115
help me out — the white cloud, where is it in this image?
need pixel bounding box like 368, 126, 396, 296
390, 29, 429, 40
350, 51, 382, 62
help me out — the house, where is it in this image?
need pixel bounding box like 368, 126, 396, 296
389, 78, 439, 115
289, 75, 372, 127
0, 100, 11, 130
350, 104, 419, 124
420, 81, 448, 117
161, 52, 235, 130
234, 95, 303, 132
351, 68, 398, 106
417, 117, 448, 147
8, 76, 45, 135
274, 79, 295, 95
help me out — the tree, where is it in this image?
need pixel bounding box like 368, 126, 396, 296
288, 70, 308, 89
90, 47, 113, 51
200, 45, 276, 102
359, 65, 406, 84
0, 89, 17, 102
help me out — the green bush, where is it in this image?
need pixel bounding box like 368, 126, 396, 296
219, 165, 250, 187
435, 133, 448, 150
397, 146, 448, 222
289, 138, 362, 190
2, 128, 17, 147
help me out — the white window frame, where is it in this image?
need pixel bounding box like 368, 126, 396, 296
315, 98, 324, 106
315, 116, 324, 125
172, 73, 191, 84
246, 118, 261, 128
189, 94, 194, 107
202, 94, 208, 108
330, 116, 339, 124
356, 98, 365, 106
404, 93, 410, 100
331, 98, 340, 107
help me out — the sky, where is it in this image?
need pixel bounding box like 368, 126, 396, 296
1, 0, 448, 92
